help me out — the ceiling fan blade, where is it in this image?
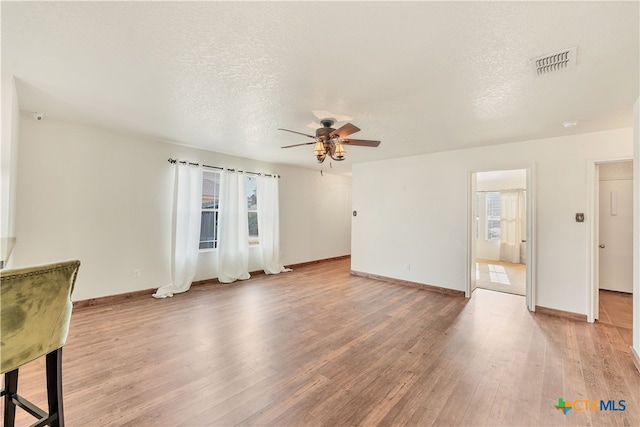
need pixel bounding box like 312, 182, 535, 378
281, 142, 316, 148
341, 138, 381, 147
307, 121, 322, 129
278, 128, 316, 139
331, 123, 361, 138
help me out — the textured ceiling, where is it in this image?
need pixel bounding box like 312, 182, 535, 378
2, 1, 639, 174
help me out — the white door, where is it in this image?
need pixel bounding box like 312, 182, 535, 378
599, 179, 633, 293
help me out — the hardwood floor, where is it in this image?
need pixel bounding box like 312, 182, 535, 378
3, 258, 639, 426
476, 259, 526, 296
599, 290, 633, 328
598, 289, 633, 345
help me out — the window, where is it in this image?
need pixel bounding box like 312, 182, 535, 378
200, 170, 220, 249
486, 192, 500, 241
247, 176, 259, 244
199, 172, 259, 250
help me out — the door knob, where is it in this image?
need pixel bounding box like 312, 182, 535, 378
599, 244, 605, 249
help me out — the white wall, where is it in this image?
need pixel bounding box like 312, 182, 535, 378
476, 170, 527, 192
1, 76, 20, 255
352, 128, 633, 315
14, 114, 351, 300
476, 169, 527, 261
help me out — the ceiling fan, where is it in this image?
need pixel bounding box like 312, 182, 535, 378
279, 119, 381, 163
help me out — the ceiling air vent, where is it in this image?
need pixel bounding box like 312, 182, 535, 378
532, 46, 577, 75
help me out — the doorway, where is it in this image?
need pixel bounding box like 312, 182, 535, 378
474, 170, 527, 296
468, 167, 535, 310
593, 160, 633, 334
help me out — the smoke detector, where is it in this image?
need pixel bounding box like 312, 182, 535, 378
532, 46, 577, 75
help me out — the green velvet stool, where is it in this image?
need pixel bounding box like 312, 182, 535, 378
1, 260, 80, 427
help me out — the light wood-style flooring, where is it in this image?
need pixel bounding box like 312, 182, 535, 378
4, 258, 639, 426
476, 259, 526, 296
598, 289, 633, 346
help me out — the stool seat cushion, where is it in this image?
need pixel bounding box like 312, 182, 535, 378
1, 260, 80, 374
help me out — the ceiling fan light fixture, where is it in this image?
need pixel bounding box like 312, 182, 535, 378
314, 141, 326, 156
334, 142, 346, 159
278, 120, 380, 165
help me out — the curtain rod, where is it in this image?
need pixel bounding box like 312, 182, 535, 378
167, 158, 280, 178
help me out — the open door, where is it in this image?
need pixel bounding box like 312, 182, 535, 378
599, 167, 634, 293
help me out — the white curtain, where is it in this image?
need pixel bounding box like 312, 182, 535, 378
153, 163, 202, 298
257, 175, 289, 274
217, 170, 250, 283
499, 189, 526, 264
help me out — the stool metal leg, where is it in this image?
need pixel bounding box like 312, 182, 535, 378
3, 369, 18, 427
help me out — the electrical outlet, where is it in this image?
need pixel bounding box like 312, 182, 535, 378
133, 269, 141, 279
